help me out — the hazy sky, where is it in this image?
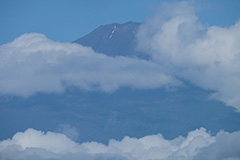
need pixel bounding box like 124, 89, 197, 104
0, 0, 240, 44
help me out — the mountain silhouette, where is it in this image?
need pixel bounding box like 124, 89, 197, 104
74, 21, 148, 59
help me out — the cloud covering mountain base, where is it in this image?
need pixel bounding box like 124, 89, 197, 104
0, 128, 239, 160
0, 33, 179, 97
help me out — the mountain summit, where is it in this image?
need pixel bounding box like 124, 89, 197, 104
73, 21, 148, 58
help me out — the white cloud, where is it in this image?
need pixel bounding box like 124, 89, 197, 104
136, 1, 240, 111
0, 33, 179, 97
0, 128, 239, 160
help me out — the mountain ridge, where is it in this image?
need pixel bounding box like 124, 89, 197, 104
73, 21, 149, 59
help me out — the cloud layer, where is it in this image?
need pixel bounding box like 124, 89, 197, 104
0, 33, 178, 97
0, 128, 239, 160
136, 1, 240, 111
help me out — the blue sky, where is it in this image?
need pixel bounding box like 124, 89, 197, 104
0, 0, 240, 44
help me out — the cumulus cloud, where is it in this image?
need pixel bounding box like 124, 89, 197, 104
136, 1, 240, 111
0, 33, 179, 97
0, 128, 239, 160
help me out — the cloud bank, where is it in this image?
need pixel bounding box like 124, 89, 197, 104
0, 33, 178, 97
0, 128, 239, 160
136, 1, 240, 111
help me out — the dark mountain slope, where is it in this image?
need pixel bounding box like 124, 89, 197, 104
73, 21, 148, 58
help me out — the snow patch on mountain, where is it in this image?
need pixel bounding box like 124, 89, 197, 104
109, 26, 117, 38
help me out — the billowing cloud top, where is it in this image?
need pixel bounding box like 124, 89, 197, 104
0, 128, 240, 160
0, 33, 178, 97
136, 1, 240, 111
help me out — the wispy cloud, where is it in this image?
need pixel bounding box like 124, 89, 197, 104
0, 128, 239, 160
136, 1, 240, 111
